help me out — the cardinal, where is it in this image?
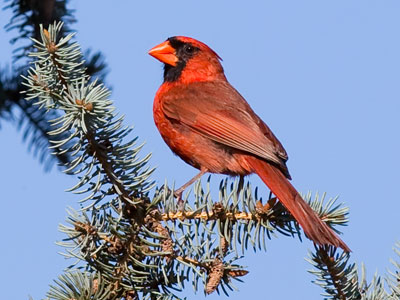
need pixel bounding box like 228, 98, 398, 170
149, 36, 350, 252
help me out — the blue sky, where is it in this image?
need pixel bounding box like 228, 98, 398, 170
1, 1, 400, 299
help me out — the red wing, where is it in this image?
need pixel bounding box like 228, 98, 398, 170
161, 81, 290, 173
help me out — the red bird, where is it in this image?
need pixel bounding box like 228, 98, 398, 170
149, 36, 350, 252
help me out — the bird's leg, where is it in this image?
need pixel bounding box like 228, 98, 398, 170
174, 168, 208, 203
237, 175, 244, 198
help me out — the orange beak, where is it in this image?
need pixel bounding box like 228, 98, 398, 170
148, 40, 178, 66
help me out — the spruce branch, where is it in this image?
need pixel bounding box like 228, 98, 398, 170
10, 4, 400, 297
308, 245, 359, 300
23, 22, 154, 207
0, 70, 71, 169
24, 22, 183, 299
305, 192, 349, 232
47, 271, 112, 300
307, 240, 400, 299
0, 74, 15, 126
1, 0, 108, 170
4, 0, 75, 64
23, 22, 360, 299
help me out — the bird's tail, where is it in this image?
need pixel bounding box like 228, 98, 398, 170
244, 156, 350, 252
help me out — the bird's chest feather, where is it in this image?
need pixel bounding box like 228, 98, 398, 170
153, 88, 251, 175
153, 95, 208, 169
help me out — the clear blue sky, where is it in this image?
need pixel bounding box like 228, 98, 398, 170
1, 1, 400, 299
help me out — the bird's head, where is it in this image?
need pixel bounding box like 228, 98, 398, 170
149, 36, 226, 83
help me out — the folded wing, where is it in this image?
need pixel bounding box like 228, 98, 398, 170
161, 80, 291, 178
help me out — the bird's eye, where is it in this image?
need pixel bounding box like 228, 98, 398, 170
184, 45, 194, 54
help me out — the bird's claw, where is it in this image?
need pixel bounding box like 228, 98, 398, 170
174, 190, 185, 211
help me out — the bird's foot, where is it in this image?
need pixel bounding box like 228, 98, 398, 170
174, 189, 185, 211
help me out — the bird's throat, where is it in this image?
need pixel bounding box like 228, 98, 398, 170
163, 61, 186, 82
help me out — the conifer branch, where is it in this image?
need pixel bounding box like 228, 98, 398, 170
4, 2, 398, 299
1, 0, 108, 170
308, 245, 359, 299
21, 20, 400, 300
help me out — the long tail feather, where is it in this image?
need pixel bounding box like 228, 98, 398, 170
245, 156, 350, 252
